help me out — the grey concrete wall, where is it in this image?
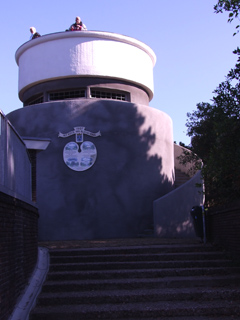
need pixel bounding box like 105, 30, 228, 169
0, 110, 32, 202
7, 100, 174, 240
153, 171, 203, 238
153, 144, 204, 238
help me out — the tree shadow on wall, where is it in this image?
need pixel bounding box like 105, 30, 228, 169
6, 99, 174, 240
65, 99, 174, 239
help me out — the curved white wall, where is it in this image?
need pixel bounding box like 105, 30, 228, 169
15, 31, 156, 101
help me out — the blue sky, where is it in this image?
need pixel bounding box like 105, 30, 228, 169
0, 0, 238, 144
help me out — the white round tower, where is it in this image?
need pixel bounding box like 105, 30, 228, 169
8, 31, 174, 241
16, 31, 156, 106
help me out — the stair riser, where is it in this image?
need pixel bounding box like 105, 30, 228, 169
46, 267, 240, 281
29, 306, 240, 320
49, 260, 233, 271
41, 277, 240, 293
37, 290, 240, 306
49, 246, 219, 257
49, 253, 226, 263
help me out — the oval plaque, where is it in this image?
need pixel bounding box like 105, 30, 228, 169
63, 141, 97, 171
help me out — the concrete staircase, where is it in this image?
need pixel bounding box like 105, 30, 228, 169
174, 169, 191, 188
29, 240, 240, 319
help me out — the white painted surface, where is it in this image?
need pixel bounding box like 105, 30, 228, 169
8, 247, 49, 320
0, 110, 32, 202
23, 138, 51, 150
16, 31, 156, 100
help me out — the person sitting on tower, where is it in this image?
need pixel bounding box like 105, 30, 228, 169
69, 16, 87, 31
29, 27, 41, 40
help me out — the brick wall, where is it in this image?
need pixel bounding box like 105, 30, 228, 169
0, 192, 39, 320
206, 203, 240, 260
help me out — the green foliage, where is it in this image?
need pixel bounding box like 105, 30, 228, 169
177, 143, 202, 177
185, 49, 240, 207
180, 1, 240, 206
214, 0, 240, 35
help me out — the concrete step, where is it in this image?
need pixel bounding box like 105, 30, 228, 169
49, 251, 228, 264
49, 243, 217, 255
29, 240, 240, 319
29, 299, 240, 319
113, 318, 240, 320
46, 266, 240, 281
49, 259, 236, 271
36, 287, 240, 306
41, 274, 240, 293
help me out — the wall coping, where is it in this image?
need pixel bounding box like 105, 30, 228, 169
15, 31, 156, 66
0, 187, 38, 209
1, 109, 25, 147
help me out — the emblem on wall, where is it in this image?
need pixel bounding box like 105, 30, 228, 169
58, 127, 101, 171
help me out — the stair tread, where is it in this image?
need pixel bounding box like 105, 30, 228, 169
48, 244, 218, 253
49, 259, 233, 265
49, 260, 235, 271
86, 318, 240, 320
46, 266, 240, 278
30, 299, 240, 314
50, 252, 225, 257
38, 286, 240, 299
43, 273, 240, 285
113, 318, 240, 320
49, 252, 228, 261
